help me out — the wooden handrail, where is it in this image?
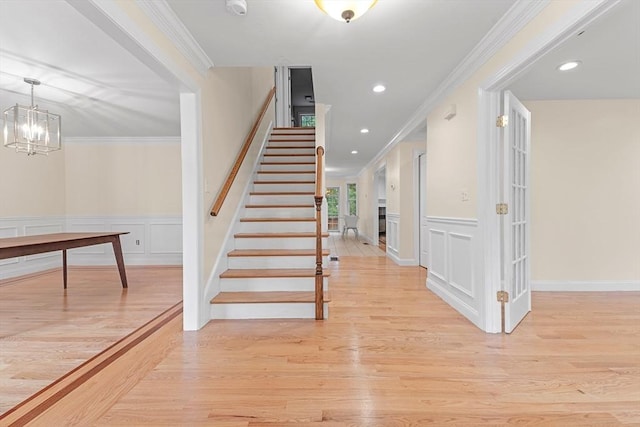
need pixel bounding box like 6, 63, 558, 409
314, 145, 325, 320
210, 86, 276, 216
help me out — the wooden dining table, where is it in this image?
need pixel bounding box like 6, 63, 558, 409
0, 232, 130, 289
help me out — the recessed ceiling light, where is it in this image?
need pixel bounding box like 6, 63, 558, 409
373, 84, 386, 93
351, 150, 358, 154
360, 128, 369, 134
557, 60, 582, 71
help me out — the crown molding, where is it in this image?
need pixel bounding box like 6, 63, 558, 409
135, 0, 213, 77
358, 0, 550, 177
64, 136, 180, 145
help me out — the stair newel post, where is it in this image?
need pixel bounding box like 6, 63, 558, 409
315, 145, 325, 320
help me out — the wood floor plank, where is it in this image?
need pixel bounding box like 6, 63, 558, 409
5, 259, 640, 425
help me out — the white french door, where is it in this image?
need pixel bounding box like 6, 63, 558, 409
502, 91, 531, 333
419, 153, 428, 268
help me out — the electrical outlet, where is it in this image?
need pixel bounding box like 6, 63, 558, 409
461, 190, 470, 202
135, 239, 140, 245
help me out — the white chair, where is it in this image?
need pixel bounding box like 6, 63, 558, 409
342, 215, 359, 239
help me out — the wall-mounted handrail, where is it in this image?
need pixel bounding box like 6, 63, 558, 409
314, 145, 325, 320
210, 86, 276, 216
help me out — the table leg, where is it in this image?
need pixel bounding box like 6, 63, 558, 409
63, 249, 67, 289
111, 237, 128, 288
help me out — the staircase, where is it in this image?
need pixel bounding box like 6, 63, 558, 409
210, 127, 330, 319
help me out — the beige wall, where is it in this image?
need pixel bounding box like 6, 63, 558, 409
426, 0, 580, 219
202, 67, 274, 275
356, 141, 424, 261
0, 149, 66, 217
64, 142, 181, 216
526, 99, 640, 281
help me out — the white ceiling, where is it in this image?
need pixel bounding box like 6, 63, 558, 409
0, 0, 636, 176
167, 0, 517, 176
509, 0, 640, 100
0, 0, 180, 137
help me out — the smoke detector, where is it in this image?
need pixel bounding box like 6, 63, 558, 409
226, 0, 247, 16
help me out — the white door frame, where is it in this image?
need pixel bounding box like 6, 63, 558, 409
413, 149, 427, 266
372, 165, 386, 246
477, 0, 620, 332
274, 66, 291, 128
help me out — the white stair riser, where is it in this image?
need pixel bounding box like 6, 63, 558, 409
268, 141, 315, 148
239, 221, 315, 233
256, 173, 315, 181
235, 237, 327, 250
220, 277, 328, 292
244, 207, 315, 218
263, 155, 315, 163
260, 163, 315, 172
253, 183, 315, 192
269, 134, 315, 141
272, 130, 315, 135
265, 148, 316, 155
249, 194, 313, 205
228, 256, 327, 269
211, 302, 329, 320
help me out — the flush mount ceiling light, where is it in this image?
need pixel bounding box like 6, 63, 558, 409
3, 78, 62, 156
351, 150, 358, 154
373, 84, 386, 93
314, 0, 378, 23
360, 128, 369, 133
557, 60, 582, 71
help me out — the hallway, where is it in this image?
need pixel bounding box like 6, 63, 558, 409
11, 257, 639, 425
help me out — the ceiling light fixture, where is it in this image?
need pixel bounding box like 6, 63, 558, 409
3, 78, 62, 156
314, 0, 377, 23
373, 84, 385, 93
360, 128, 369, 133
557, 60, 582, 71
351, 150, 358, 154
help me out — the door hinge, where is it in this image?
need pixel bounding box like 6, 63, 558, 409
497, 290, 510, 303
496, 115, 508, 128
496, 203, 509, 215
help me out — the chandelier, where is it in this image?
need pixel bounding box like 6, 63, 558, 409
314, 0, 378, 23
3, 78, 62, 156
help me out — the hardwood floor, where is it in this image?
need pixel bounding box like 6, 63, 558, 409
10, 257, 639, 425
0, 266, 182, 414
327, 234, 386, 257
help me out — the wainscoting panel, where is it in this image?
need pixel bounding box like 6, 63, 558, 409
0, 217, 66, 278
0, 216, 182, 280
386, 213, 400, 258
425, 217, 481, 328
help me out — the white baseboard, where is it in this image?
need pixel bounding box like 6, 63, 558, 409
427, 277, 482, 329
386, 251, 417, 266
532, 280, 640, 292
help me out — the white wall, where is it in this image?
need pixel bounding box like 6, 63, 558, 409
526, 99, 640, 284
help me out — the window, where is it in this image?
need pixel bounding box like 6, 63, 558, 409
326, 187, 339, 231
300, 114, 316, 128
347, 183, 357, 215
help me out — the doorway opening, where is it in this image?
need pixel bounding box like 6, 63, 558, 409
374, 167, 386, 251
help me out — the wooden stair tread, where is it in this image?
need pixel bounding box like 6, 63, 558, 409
257, 171, 314, 174
211, 291, 330, 304
254, 180, 315, 184
220, 268, 330, 279
273, 127, 315, 130
228, 249, 330, 257
260, 162, 315, 165
245, 204, 313, 208
234, 232, 329, 238
249, 191, 314, 195
240, 217, 315, 222
263, 153, 314, 157
266, 146, 315, 150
